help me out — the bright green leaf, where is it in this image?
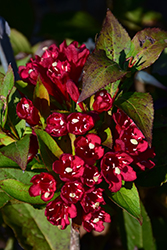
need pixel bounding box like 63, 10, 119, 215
129, 28, 167, 70
33, 76, 50, 118
35, 129, 63, 171
114, 92, 154, 146
0, 179, 45, 204
0, 134, 31, 170
107, 183, 142, 223
0, 168, 39, 184
96, 10, 132, 63
2, 202, 70, 250
78, 50, 127, 103
0, 131, 15, 146
122, 202, 156, 250
102, 127, 113, 149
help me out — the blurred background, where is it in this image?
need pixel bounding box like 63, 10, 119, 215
1, 0, 167, 45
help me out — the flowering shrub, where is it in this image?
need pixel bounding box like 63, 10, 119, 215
1, 9, 167, 250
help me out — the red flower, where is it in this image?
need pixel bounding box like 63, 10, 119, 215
82, 207, 111, 232
45, 197, 77, 229
67, 113, 94, 135
29, 172, 57, 201
18, 59, 40, 85
52, 153, 85, 181
115, 126, 148, 156
133, 147, 156, 170
93, 90, 113, 113
81, 187, 105, 213
18, 41, 89, 106
60, 181, 84, 204
45, 112, 68, 137
113, 109, 134, 134
74, 133, 104, 165
16, 98, 40, 126
81, 165, 102, 187
100, 151, 136, 192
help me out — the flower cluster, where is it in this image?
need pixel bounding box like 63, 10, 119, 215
19, 41, 89, 108
16, 40, 155, 233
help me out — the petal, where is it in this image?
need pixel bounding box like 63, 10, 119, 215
120, 165, 137, 181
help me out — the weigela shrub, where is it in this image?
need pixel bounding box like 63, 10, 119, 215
16, 39, 156, 233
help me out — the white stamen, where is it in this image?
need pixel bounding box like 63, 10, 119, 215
60, 120, 64, 125
93, 175, 99, 182
65, 167, 73, 173
93, 218, 99, 223
89, 143, 95, 149
23, 103, 29, 109
44, 192, 50, 198
93, 202, 100, 209
72, 118, 79, 123
115, 167, 121, 175
28, 69, 33, 74
130, 139, 138, 145
52, 62, 57, 67
69, 193, 76, 198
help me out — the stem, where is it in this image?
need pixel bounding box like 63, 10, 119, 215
70, 224, 80, 250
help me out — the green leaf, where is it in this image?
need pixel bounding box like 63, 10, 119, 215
0, 179, 45, 204
114, 92, 154, 146
0, 134, 31, 170
7, 86, 26, 139
0, 153, 19, 168
0, 131, 15, 146
101, 127, 113, 149
0, 190, 11, 208
78, 50, 127, 103
0, 168, 39, 184
96, 10, 132, 63
35, 129, 63, 171
33, 76, 50, 118
1, 202, 70, 250
107, 183, 142, 223
0, 65, 14, 128
122, 202, 156, 250
129, 28, 167, 70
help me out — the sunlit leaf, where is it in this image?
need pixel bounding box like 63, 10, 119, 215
0, 179, 45, 205
33, 76, 50, 118
0, 134, 31, 170
129, 28, 167, 70
114, 92, 154, 146
96, 10, 132, 63
78, 50, 127, 103
107, 183, 142, 223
